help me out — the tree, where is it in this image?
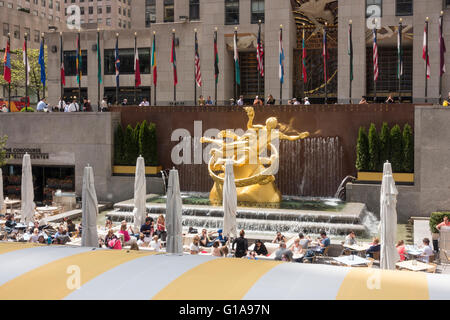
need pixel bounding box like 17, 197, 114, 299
133, 122, 141, 159
114, 125, 125, 165
356, 126, 369, 171
139, 121, 158, 165
368, 123, 381, 172
124, 125, 139, 165
390, 124, 404, 172
148, 122, 158, 165
0, 48, 48, 102
379, 122, 390, 167
403, 124, 414, 173
0, 135, 7, 167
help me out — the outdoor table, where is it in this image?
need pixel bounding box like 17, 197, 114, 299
14, 223, 27, 229
343, 243, 371, 252
293, 253, 304, 260
3, 199, 20, 214
333, 255, 371, 266
405, 245, 423, 256
396, 260, 430, 272
36, 206, 58, 216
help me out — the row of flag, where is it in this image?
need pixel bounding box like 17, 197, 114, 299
3, 36, 46, 88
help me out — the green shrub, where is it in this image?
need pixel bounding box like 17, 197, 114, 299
148, 122, 158, 165
379, 122, 390, 166
0, 135, 7, 167
430, 212, 450, 233
368, 123, 381, 172
124, 125, 139, 165
390, 124, 403, 172
113, 125, 125, 165
133, 122, 141, 159
403, 124, 414, 173
356, 126, 369, 171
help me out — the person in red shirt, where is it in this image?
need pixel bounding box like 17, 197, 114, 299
436, 216, 450, 231
396, 240, 406, 261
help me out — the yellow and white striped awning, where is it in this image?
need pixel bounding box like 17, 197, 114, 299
1, 242, 449, 300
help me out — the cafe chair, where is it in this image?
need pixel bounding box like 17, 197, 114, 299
426, 263, 437, 274
441, 250, 450, 272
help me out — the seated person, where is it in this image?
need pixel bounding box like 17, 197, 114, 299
105, 218, 113, 230
149, 235, 162, 252
272, 231, 286, 244
344, 231, 357, 246
190, 235, 200, 255
304, 231, 330, 261
254, 239, 268, 256
298, 233, 311, 249
418, 238, 434, 263
282, 253, 293, 262
29, 228, 40, 243
5, 215, 16, 233
274, 241, 293, 261
105, 229, 121, 250
366, 238, 381, 258
56, 230, 71, 245
396, 240, 406, 261
140, 217, 154, 240
214, 229, 228, 245
199, 228, 213, 247
66, 219, 77, 236
246, 251, 258, 260
136, 233, 148, 247
119, 222, 136, 247
211, 240, 222, 257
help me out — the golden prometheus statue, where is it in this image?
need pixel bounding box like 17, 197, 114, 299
200, 107, 310, 204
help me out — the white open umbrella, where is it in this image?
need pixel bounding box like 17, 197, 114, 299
81, 165, 99, 247
223, 159, 237, 239
0, 168, 4, 215
21, 153, 35, 225
132, 156, 146, 230
166, 168, 182, 254
379, 161, 400, 270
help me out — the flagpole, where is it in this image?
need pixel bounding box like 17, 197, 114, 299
24, 33, 28, 103
115, 32, 119, 105
214, 27, 218, 106
152, 31, 156, 106
78, 31, 81, 106
134, 32, 137, 105
373, 26, 377, 103
349, 20, 352, 104
425, 17, 429, 103
324, 22, 328, 105
398, 18, 403, 103
257, 20, 261, 98
234, 27, 238, 104
280, 25, 283, 105
440, 11, 444, 104
60, 32, 64, 105
194, 28, 197, 106
97, 28, 101, 112
7, 33, 10, 111
41, 33, 45, 99
172, 29, 176, 104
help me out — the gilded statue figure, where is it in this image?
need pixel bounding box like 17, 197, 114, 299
200, 107, 310, 204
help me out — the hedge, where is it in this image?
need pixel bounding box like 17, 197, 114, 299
114, 121, 158, 166
430, 212, 450, 233
356, 123, 413, 173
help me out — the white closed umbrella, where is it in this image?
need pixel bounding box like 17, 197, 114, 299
379, 161, 400, 270
0, 168, 4, 215
132, 156, 146, 230
21, 153, 35, 225
223, 159, 237, 239
81, 165, 99, 247
166, 168, 183, 254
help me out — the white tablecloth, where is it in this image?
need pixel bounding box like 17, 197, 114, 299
333, 255, 370, 266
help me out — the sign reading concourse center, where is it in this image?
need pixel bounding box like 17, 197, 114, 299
5, 148, 50, 160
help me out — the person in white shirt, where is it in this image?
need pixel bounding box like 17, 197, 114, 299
304, 97, 311, 105
149, 235, 162, 251
419, 238, 434, 263
1, 104, 8, 112
237, 95, 244, 106
139, 98, 150, 107
68, 99, 78, 112
293, 98, 301, 105
36, 99, 47, 112
190, 235, 200, 254
100, 98, 108, 112
57, 100, 66, 112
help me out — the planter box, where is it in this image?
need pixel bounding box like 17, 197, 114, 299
112, 165, 162, 176
357, 172, 414, 183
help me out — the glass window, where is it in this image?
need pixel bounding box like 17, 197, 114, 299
145, 0, 156, 27
24, 27, 30, 38
80, 6, 84, 14
189, 0, 200, 21
106, 5, 111, 13
98, 6, 102, 14
225, 0, 239, 25
88, 6, 93, 14
13, 25, 20, 39
34, 30, 40, 43
446, 0, 450, 8
0, 1, 4, 6
49, 0, 53, 9
56, 1, 60, 11
106, 18, 111, 26
251, 0, 264, 24
396, 0, 413, 16
3, 23, 9, 37
7, 2, 13, 8
64, 50, 88, 76
42, 0, 46, 7
164, 0, 174, 23
104, 48, 151, 75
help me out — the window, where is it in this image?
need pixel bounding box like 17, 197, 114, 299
56, 1, 60, 11
80, 7, 84, 14
3, 23, 9, 37
118, 19, 121, 27
251, 0, 264, 24
33, 10, 38, 15
104, 48, 151, 75
13, 25, 20, 39
64, 50, 88, 76
49, 0, 53, 9
7, 2, 12, 8
106, 18, 111, 26
225, 0, 239, 25
164, 0, 174, 23
97, 18, 102, 24
189, 0, 200, 20
366, 0, 382, 18
42, 0, 46, 6
34, 30, 40, 43
0, 1, 3, 6
145, 0, 156, 27
88, 6, 93, 14
118, 7, 121, 14
98, 6, 102, 14
24, 27, 30, 38
445, 0, 450, 8
396, 0, 413, 16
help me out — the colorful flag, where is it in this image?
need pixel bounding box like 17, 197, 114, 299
373, 28, 379, 82
60, 33, 65, 86
397, 24, 403, 79
115, 37, 120, 87
97, 32, 102, 84
194, 31, 202, 87
279, 28, 284, 85
76, 33, 82, 84
348, 24, 353, 82
322, 26, 329, 82
440, 16, 446, 77
214, 31, 219, 84
23, 39, 30, 85
3, 38, 11, 83
423, 22, 430, 79
256, 24, 264, 77
151, 34, 157, 86
302, 28, 307, 83
234, 31, 240, 86
171, 34, 178, 86
39, 37, 46, 87
134, 43, 141, 87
